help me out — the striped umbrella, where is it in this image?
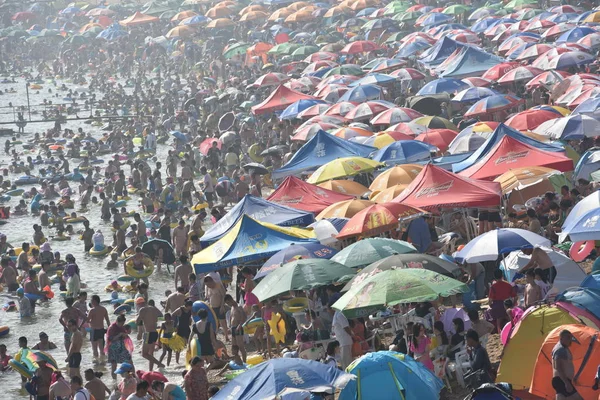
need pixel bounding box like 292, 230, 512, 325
370, 107, 423, 125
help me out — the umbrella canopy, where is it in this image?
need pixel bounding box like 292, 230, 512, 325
505, 109, 561, 131
214, 359, 353, 399
338, 84, 384, 102
560, 191, 600, 243
268, 176, 354, 214
255, 243, 338, 279
120, 12, 159, 26
332, 237, 416, 268
316, 199, 374, 220
413, 116, 457, 130
343, 253, 462, 291
414, 129, 458, 153
369, 164, 423, 191
307, 157, 383, 184
317, 180, 370, 197
280, 99, 326, 120
333, 269, 468, 318
335, 204, 400, 240
452, 87, 498, 103
340, 352, 444, 400
455, 228, 551, 263
253, 259, 355, 302
417, 78, 469, 95
535, 114, 600, 140
372, 140, 435, 165
141, 239, 176, 265
370, 107, 423, 125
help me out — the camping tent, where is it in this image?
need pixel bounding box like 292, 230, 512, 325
459, 135, 573, 180
496, 305, 598, 390
191, 215, 316, 273
452, 123, 564, 173
530, 325, 600, 400
272, 130, 376, 179
438, 46, 505, 79
268, 176, 354, 214
251, 85, 318, 115
392, 164, 502, 209
200, 195, 315, 246
556, 287, 600, 322
499, 247, 587, 298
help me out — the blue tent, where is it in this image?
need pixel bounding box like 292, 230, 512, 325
372, 140, 435, 165
340, 351, 444, 400
581, 274, 600, 290
452, 123, 564, 172
200, 195, 314, 246
419, 36, 466, 67
191, 215, 316, 273
273, 130, 376, 179
556, 287, 600, 322
438, 46, 505, 78
213, 358, 353, 400
573, 148, 600, 182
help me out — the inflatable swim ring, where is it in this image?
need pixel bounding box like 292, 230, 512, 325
570, 240, 594, 262
52, 235, 70, 241
114, 304, 132, 315
124, 299, 135, 306
192, 301, 218, 327
5, 189, 24, 196
112, 219, 130, 231
64, 216, 86, 223
267, 312, 286, 344
159, 331, 186, 352
283, 297, 309, 314
125, 258, 154, 279
192, 202, 209, 211
242, 318, 263, 335
246, 354, 264, 366
9, 360, 34, 379
248, 144, 264, 163
185, 338, 201, 369
105, 283, 122, 292
117, 275, 135, 283
0, 326, 9, 337
90, 246, 110, 257
14, 245, 38, 256
117, 196, 131, 201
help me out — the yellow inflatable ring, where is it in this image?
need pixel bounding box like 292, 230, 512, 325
14, 245, 39, 256
185, 338, 201, 369
52, 235, 71, 241
105, 283, 122, 292
127, 187, 140, 194
125, 257, 154, 279
267, 312, 286, 344
64, 217, 86, 223
90, 246, 111, 257
112, 219, 130, 232
192, 202, 209, 211
243, 318, 263, 335
248, 144, 264, 163
124, 299, 135, 306
9, 360, 34, 378
283, 297, 309, 313
246, 354, 264, 366
117, 196, 131, 201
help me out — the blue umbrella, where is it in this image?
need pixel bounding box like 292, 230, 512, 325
416, 78, 469, 96
338, 84, 383, 102
556, 26, 597, 43
339, 351, 444, 400
546, 51, 594, 70
97, 24, 128, 41
430, 23, 467, 35
279, 99, 326, 120
468, 8, 496, 21
395, 40, 431, 58
255, 243, 339, 279
305, 67, 331, 78
348, 73, 397, 87
181, 15, 211, 25
464, 95, 516, 117
170, 131, 188, 143
60, 6, 81, 15
560, 190, 600, 243
452, 87, 498, 103
546, 12, 578, 24
573, 11, 593, 23
573, 96, 600, 119
356, 7, 377, 17
471, 17, 500, 33
420, 12, 453, 28
507, 42, 536, 60
213, 358, 353, 400
372, 140, 435, 165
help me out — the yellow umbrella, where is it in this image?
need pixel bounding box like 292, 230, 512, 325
370, 133, 395, 149
323, 5, 352, 17
412, 115, 458, 131
316, 199, 374, 220
288, 1, 311, 11
349, 0, 380, 11
239, 5, 266, 15
331, 127, 372, 139
269, 8, 293, 21
369, 164, 423, 192
171, 10, 197, 22
206, 18, 234, 28
307, 157, 383, 184
494, 167, 563, 193
166, 25, 195, 38
206, 6, 233, 18
584, 11, 600, 23
285, 9, 315, 22
240, 10, 268, 21
318, 180, 370, 197
370, 184, 408, 203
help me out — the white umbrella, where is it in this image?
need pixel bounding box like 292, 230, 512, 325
455, 228, 551, 263
534, 114, 600, 140
559, 191, 600, 243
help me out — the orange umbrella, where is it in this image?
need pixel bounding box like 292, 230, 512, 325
166, 25, 195, 38
316, 199, 374, 220
349, 0, 379, 11
331, 127, 373, 139
171, 10, 197, 22
269, 7, 293, 21
369, 164, 423, 192
285, 9, 315, 22
206, 18, 234, 28
120, 12, 159, 27
239, 5, 266, 15
240, 11, 268, 21
79, 22, 103, 32
414, 129, 458, 153
206, 6, 233, 18
288, 1, 311, 11
247, 42, 273, 56
323, 5, 352, 17
370, 184, 409, 203
318, 180, 370, 197
215, 0, 236, 6
336, 204, 398, 239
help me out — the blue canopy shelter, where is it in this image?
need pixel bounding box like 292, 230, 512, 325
452, 123, 564, 173
273, 130, 376, 179
438, 46, 505, 78
200, 195, 314, 246
419, 36, 466, 67
372, 140, 435, 165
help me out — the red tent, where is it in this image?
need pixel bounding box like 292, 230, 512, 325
459, 135, 573, 180
392, 164, 501, 210
120, 12, 159, 27
267, 176, 353, 214
251, 85, 318, 115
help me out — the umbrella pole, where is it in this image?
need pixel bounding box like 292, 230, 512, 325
463, 209, 471, 242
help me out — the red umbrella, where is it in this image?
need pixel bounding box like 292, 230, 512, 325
525, 70, 571, 89
505, 109, 561, 131
291, 122, 339, 141
567, 87, 600, 109
302, 60, 338, 74
370, 107, 423, 125
481, 62, 521, 81
345, 101, 392, 121
526, 20, 555, 32
389, 68, 426, 80
315, 85, 349, 102
297, 104, 331, 119
376, 130, 414, 142
252, 72, 290, 87
497, 66, 544, 84
340, 40, 380, 54
324, 101, 358, 117
12, 11, 36, 21
304, 52, 338, 62
336, 204, 399, 239
462, 77, 492, 87
199, 138, 222, 155
414, 129, 458, 153
541, 22, 575, 40
515, 43, 553, 61
387, 122, 428, 136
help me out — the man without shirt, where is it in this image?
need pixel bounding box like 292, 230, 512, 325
84, 295, 110, 362
66, 319, 83, 379
137, 299, 165, 370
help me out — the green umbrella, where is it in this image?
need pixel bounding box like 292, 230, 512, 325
63, 35, 88, 45
503, 0, 538, 10
384, 31, 410, 43
361, 57, 389, 71
393, 11, 422, 22
383, 2, 410, 15
267, 42, 301, 55
442, 4, 472, 14
331, 238, 416, 268
6, 30, 28, 38
484, 1, 504, 9
333, 269, 469, 318
223, 42, 250, 59
291, 45, 319, 59
323, 64, 364, 78
252, 259, 356, 302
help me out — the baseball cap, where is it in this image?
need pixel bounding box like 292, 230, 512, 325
114, 362, 134, 375
560, 329, 580, 344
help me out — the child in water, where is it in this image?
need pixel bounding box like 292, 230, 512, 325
106, 252, 118, 269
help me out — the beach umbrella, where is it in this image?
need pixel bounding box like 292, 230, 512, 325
333, 269, 468, 317
317, 86, 348, 103
369, 164, 422, 192
171, 10, 197, 21
29, 351, 58, 370
251, 72, 289, 87
525, 70, 570, 89
323, 101, 358, 117
498, 66, 543, 84
296, 104, 330, 119
545, 51, 595, 71
180, 15, 211, 26
206, 5, 233, 18
253, 259, 355, 301
199, 138, 221, 155
331, 127, 373, 140
368, 59, 406, 73
318, 180, 370, 197
505, 109, 560, 130
419, 12, 453, 28
504, 0, 538, 9
285, 9, 315, 23
386, 121, 429, 136
348, 73, 396, 87
222, 42, 250, 58
578, 33, 600, 49
443, 4, 471, 15
370, 107, 423, 125
166, 25, 195, 38
389, 68, 426, 80
291, 123, 339, 141
447, 123, 496, 154
573, 97, 600, 119
560, 191, 600, 243
535, 114, 600, 140
455, 228, 551, 263
414, 129, 458, 152
240, 11, 268, 21
255, 243, 338, 279
412, 116, 457, 130
344, 101, 391, 121
269, 8, 293, 21
243, 163, 269, 176
304, 52, 338, 62
60, 6, 82, 15
463, 94, 517, 117
280, 99, 326, 120
141, 239, 176, 265
452, 87, 498, 103
335, 204, 411, 240
323, 5, 353, 18
87, 8, 115, 17
340, 40, 380, 54
338, 84, 383, 102
332, 238, 416, 268
316, 199, 374, 220
416, 78, 469, 95
206, 18, 234, 28
370, 185, 410, 203
290, 45, 319, 59
556, 26, 596, 43
240, 5, 266, 15
307, 157, 383, 184
481, 61, 520, 81
372, 140, 434, 165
